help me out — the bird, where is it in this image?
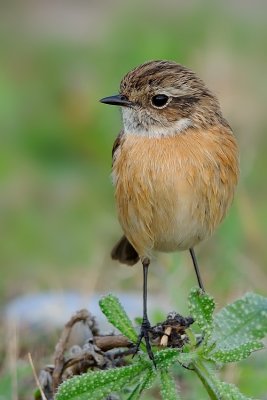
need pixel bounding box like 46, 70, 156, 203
100, 60, 239, 361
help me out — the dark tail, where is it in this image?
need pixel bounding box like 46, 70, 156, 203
111, 235, 140, 266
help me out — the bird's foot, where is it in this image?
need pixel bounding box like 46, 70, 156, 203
133, 318, 156, 367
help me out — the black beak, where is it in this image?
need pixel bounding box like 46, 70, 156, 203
100, 94, 132, 107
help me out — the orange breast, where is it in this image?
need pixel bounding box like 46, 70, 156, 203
112, 127, 239, 258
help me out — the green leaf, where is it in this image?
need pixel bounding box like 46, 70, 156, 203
99, 294, 138, 344
193, 359, 220, 400
193, 359, 254, 400
139, 367, 157, 391
55, 360, 149, 400
126, 368, 157, 400
188, 287, 215, 333
126, 384, 144, 400
55, 349, 178, 400
176, 351, 197, 367
154, 348, 179, 369
126, 384, 143, 400
208, 340, 263, 363
206, 292, 267, 359
215, 381, 254, 400
160, 369, 181, 400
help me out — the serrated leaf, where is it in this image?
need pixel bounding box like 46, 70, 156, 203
126, 369, 157, 400
127, 383, 142, 400
176, 351, 197, 368
193, 359, 220, 399
193, 359, 254, 400
126, 384, 143, 400
55, 349, 178, 400
99, 294, 138, 344
140, 368, 157, 390
208, 340, 263, 363
55, 360, 149, 400
154, 348, 179, 369
188, 287, 215, 333
216, 381, 254, 400
207, 292, 267, 355
160, 369, 181, 400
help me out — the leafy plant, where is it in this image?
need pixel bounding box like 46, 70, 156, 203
55, 290, 267, 400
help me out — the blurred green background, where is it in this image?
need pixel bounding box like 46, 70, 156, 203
0, 0, 267, 398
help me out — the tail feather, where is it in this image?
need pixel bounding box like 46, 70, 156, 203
111, 236, 140, 266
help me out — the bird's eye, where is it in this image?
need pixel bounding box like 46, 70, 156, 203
151, 94, 169, 108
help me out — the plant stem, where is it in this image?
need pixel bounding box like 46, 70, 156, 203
192, 359, 219, 400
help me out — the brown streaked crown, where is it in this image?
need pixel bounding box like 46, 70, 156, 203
120, 60, 208, 96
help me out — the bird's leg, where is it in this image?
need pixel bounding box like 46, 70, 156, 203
133, 257, 155, 364
189, 248, 205, 292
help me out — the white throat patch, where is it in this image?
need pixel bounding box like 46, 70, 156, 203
121, 107, 192, 138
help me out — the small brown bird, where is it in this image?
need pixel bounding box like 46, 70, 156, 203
100, 60, 239, 360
